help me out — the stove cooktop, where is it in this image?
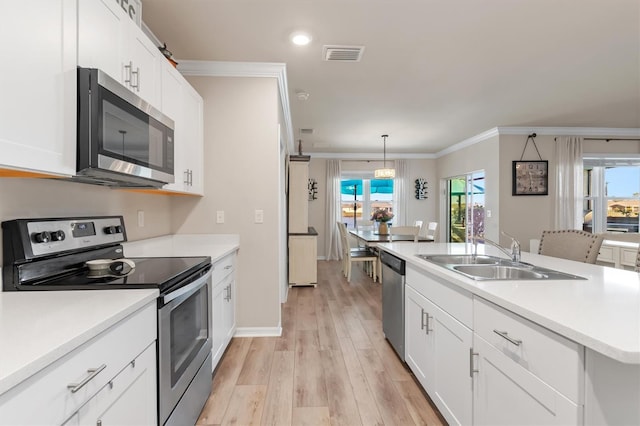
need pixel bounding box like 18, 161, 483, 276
18, 257, 211, 293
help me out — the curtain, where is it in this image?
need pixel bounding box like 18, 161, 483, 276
325, 159, 342, 260
554, 137, 583, 229
393, 159, 408, 226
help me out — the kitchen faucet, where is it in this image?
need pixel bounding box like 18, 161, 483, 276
472, 231, 521, 262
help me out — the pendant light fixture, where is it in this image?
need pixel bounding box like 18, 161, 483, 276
374, 134, 395, 179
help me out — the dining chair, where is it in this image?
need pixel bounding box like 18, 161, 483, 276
337, 222, 378, 282
389, 226, 420, 242
425, 222, 438, 241
413, 220, 424, 235
538, 230, 604, 264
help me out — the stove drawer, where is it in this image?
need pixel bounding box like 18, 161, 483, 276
0, 302, 156, 425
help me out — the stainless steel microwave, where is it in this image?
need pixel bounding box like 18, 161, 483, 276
76, 67, 174, 188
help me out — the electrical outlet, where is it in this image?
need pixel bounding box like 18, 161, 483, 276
216, 211, 225, 224
137, 210, 145, 227
486, 209, 492, 218
255, 209, 264, 224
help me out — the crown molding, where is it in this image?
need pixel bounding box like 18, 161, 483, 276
435, 127, 500, 158
177, 60, 294, 153
495, 126, 640, 137
307, 152, 437, 160
434, 126, 640, 158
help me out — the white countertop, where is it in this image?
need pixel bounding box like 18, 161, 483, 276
123, 234, 240, 261
0, 289, 158, 395
380, 242, 640, 365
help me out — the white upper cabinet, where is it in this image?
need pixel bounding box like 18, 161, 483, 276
0, 0, 77, 176
161, 61, 204, 195
78, 0, 161, 107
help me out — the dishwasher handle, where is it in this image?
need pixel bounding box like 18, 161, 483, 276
380, 250, 405, 275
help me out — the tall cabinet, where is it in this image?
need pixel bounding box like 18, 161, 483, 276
288, 156, 317, 286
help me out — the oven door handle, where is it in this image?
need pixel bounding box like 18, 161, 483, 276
161, 267, 212, 305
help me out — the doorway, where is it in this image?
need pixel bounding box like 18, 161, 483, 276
446, 171, 485, 242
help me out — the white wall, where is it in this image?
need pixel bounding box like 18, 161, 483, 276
0, 178, 172, 263
171, 76, 283, 333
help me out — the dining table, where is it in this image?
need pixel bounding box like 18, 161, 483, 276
348, 229, 433, 245
348, 228, 433, 280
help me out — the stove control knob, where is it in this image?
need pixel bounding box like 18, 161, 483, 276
33, 231, 51, 243
104, 226, 123, 235
51, 230, 66, 241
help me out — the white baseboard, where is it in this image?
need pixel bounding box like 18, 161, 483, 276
234, 326, 282, 337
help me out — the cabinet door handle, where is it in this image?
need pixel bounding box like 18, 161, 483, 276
493, 329, 522, 346
425, 313, 433, 335
67, 364, 106, 393
131, 67, 140, 91
420, 308, 426, 330
124, 61, 133, 87
184, 169, 190, 185
189, 169, 193, 186
224, 265, 232, 270
469, 348, 479, 377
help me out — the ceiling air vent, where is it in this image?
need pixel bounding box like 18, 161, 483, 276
323, 45, 365, 62
300, 128, 314, 135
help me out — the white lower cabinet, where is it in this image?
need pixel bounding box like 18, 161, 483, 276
405, 269, 473, 426
72, 342, 156, 426
0, 302, 157, 426
472, 335, 581, 425
211, 252, 237, 370
403, 264, 585, 426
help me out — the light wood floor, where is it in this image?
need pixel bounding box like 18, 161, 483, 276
197, 260, 445, 426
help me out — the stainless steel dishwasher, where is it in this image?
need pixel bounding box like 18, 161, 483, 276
381, 250, 406, 361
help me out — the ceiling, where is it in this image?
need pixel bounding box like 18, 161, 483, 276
141, 0, 640, 155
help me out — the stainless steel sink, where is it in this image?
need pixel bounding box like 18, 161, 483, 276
453, 265, 546, 280
416, 254, 585, 281
417, 254, 512, 265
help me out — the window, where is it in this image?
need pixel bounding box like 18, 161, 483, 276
341, 178, 394, 229
583, 156, 640, 234
446, 171, 485, 242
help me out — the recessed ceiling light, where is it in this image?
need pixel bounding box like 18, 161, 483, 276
290, 31, 312, 46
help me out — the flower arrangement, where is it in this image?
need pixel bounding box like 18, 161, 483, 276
371, 208, 394, 222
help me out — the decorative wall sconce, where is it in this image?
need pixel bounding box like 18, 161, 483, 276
308, 178, 318, 201
415, 178, 428, 200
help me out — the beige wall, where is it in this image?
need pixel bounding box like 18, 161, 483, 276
171, 76, 283, 331
0, 178, 172, 262
308, 157, 437, 257
436, 135, 501, 241
498, 134, 555, 247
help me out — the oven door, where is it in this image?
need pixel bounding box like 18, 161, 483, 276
158, 267, 212, 425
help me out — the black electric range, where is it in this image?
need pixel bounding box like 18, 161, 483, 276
2, 216, 211, 296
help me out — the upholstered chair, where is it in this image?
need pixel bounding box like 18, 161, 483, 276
538, 230, 604, 264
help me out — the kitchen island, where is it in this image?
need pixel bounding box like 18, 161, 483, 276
378, 242, 640, 425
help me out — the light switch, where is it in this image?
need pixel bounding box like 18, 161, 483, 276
216, 211, 225, 223
486, 209, 492, 218
255, 209, 264, 224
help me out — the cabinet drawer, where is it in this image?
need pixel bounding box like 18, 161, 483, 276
74, 342, 157, 425
406, 265, 472, 328
597, 245, 615, 263
473, 297, 583, 403
620, 248, 637, 267
212, 254, 234, 284
0, 302, 156, 425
